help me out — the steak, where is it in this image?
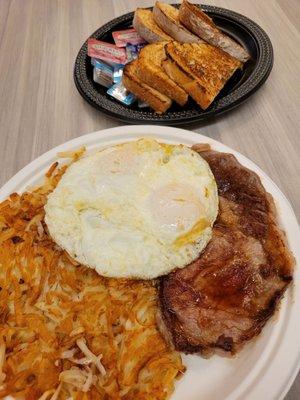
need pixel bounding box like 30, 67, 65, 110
159, 148, 294, 355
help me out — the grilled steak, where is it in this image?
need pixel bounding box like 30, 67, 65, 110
159, 148, 294, 355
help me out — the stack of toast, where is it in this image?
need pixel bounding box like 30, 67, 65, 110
123, 1, 250, 113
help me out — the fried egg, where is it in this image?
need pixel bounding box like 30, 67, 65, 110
45, 138, 218, 279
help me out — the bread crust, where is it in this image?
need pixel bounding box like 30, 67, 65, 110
162, 58, 211, 109
133, 8, 172, 43
123, 60, 172, 114
153, 2, 202, 43
165, 42, 241, 109
179, 0, 250, 62
137, 42, 188, 106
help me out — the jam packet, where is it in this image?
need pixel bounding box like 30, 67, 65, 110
88, 38, 127, 65
107, 82, 136, 106
125, 43, 146, 62
112, 28, 146, 47
92, 59, 114, 88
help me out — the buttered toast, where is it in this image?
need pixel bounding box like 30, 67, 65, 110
133, 8, 172, 43
179, 0, 250, 62
123, 60, 172, 114
136, 42, 188, 106
165, 41, 242, 109
153, 2, 202, 43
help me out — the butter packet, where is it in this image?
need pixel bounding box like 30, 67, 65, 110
91, 59, 114, 88
113, 64, 124, 83
107, 82, 136, 106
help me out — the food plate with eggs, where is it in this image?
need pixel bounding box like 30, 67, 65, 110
0, 125, 299, 400
45, 139, 218, 279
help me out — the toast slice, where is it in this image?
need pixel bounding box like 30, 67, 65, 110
133, 8, 173, 43
179, 0, 250, 62
162, 58, 194, 87
136, 42, 188, 106
164, 42, 242, 109
153, 2, 202, 43
123, 60, 172, 114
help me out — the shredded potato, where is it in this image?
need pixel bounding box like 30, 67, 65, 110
0, 159, 184, 399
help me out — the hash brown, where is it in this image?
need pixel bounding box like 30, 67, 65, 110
0, 156, 184, 400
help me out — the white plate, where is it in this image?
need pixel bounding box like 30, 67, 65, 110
1, 125, 299, 400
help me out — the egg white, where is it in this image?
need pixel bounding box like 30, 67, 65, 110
44, 138, 218, 279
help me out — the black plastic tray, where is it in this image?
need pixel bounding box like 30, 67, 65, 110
74, 4, 273, 125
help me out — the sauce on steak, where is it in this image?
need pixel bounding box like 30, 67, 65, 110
159, 148, 294, 355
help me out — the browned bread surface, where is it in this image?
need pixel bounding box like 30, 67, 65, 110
137, 42, 188, 106
133, 8, 172, 43
179, 0, 250, 62
153, 2, 202, 43
162, 58, 211, 110
165, 42, 241, 109
123, 60, 172, 114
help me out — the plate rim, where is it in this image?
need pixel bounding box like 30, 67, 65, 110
1, 125, 299, 400
73, 3, 274, 125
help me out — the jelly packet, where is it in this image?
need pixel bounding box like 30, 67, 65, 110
125, 43, 146, 62
107, 82, 136, 106
112, 28, 146, 47
88, 38, 127, 65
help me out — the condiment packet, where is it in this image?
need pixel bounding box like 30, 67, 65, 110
91, 57, 121, 69
88, 38, 127, 65
113, 64, 124, 83
112, 28, 146, 47
92, 59, 114, 87
138, 100, 149, 108
107, 82, 136, 106
125, 43, 146, 62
